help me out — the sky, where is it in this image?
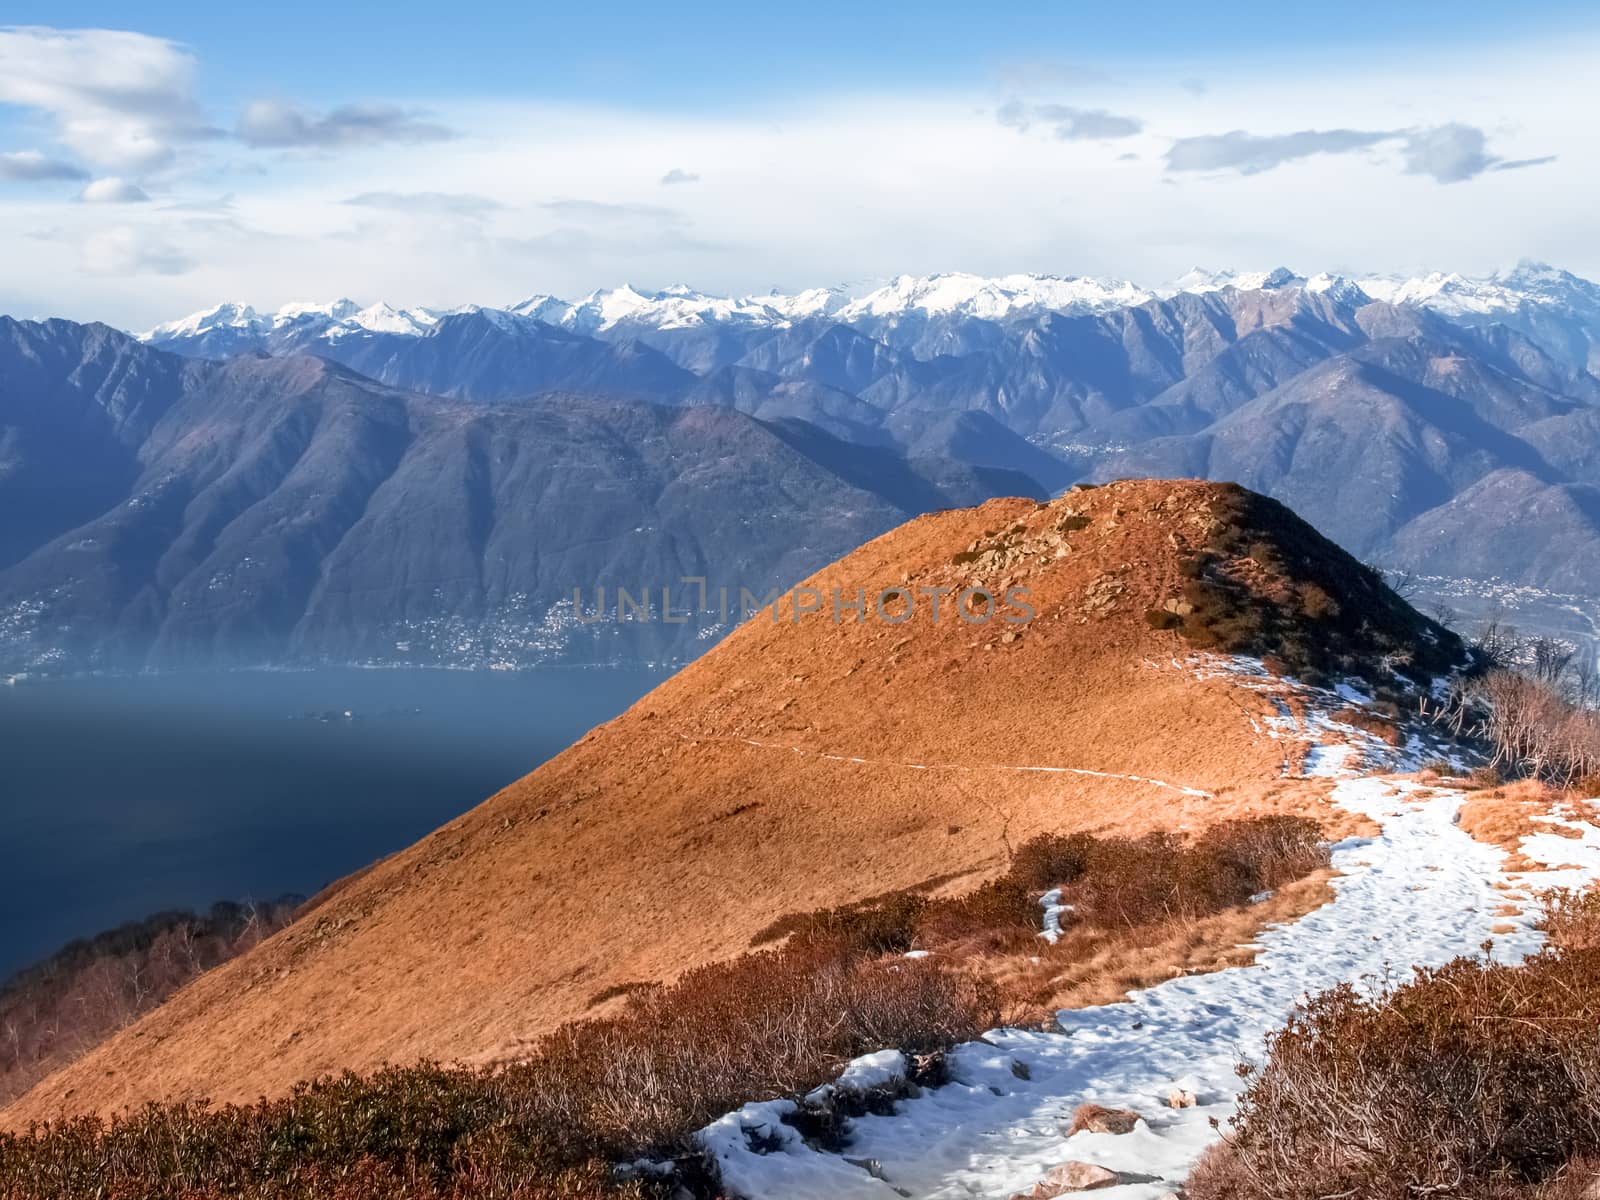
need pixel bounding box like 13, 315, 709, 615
0, 3, 1595, 329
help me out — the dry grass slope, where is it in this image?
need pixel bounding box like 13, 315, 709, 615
3, 479, 1456, 1125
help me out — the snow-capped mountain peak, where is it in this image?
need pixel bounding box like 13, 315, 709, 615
838, 272, 1153, 322
138, 263, 1600, 354
1166, 266, 1306, 295
1354, 262, 1600, 319
272, 298, 362, 327
140, 302, 262, 341
1302, 272, 1373, 305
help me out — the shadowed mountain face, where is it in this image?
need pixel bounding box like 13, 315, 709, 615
0, 320, 1042, 673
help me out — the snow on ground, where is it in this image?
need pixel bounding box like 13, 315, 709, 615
1522, 808, 1600, 889
700, 776, 1600, 1199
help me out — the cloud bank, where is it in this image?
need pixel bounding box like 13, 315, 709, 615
1166, 123, 1557, 183
998, 100, 1143, 139
237, 101, 456, 150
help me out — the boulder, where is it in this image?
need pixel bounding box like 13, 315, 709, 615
1011, 1160, 1122, 1197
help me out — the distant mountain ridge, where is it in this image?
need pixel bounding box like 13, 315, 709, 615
141, 262, 1600, 348
0, 318, 1039, 674
8, 262, 1600, 671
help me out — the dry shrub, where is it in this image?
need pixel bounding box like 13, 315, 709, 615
1189, 948, 1600, 1200
1542, 886, 1600, 952
758, 818, 1328, 980
1064, 818, 1325, 931
1021, 870, 1334, 1014
1435, 672, 1600, 790
754, 890, 929, 956
525, 946, 995, 1158
0, 899, 299, 1107
0, 940, 995, 1200
1170, 485, 1461, 686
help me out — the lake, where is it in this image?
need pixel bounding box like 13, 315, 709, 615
0, 667, 669, 982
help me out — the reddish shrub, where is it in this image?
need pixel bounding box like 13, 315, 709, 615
1190, 949, 1600, 1200
0, 940, 996, 1199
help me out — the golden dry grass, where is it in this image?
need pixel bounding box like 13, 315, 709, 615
2, 481, 1374, 1126
988, 869, 1336, 1019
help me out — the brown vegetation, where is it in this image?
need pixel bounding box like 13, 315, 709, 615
752, 817, 1330, 1023
0, 812, 1333, 1199
1162, 485, 1460, 686
1455, 780, 1596, 870
1431, 627, 1600, 789
0, 901, 297, 1107
0, 939, 988, 1200
1018, 870, 1335, 1013
1189, 885, 1600, 1200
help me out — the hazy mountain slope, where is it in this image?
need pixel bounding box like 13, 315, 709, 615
314, 312, 694, 403
0, 318, 191, 571
4, 479, 1453, 1122
0, 320, 1042, 673
1096, 338, 1577, 557
883, 408, 1077, 492
678, 365, 889, 444
1387, 469, 1600, 594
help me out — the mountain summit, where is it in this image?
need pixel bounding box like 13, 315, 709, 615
3, 479, 1458, 1124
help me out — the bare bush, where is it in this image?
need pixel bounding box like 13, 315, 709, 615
1541, 886, 1600, 952
1429, 665, 1600, 789
0, 939, 993, 1200
0, 899, 299, 1106
1188, 947, 1600, 1200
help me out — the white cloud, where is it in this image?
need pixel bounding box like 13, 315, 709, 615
79, 177, 150, 204
78, 225, 192, 275
660, 167, 700, 185
0, 33, 1592, 328
343, 190, 501, 216
0, 149, 88, 181
0, 27, 211, 174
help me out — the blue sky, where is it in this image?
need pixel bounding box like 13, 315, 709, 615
1, 5, 1596, 327
4, 1, 1593, 106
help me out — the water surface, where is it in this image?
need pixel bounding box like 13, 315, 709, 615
0, 667, 667, 981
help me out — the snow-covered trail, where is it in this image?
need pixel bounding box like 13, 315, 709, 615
701, 778, 1587, 1200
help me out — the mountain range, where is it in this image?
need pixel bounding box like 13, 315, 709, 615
0, 318, 1038, 673
3, 262, 1599, 672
